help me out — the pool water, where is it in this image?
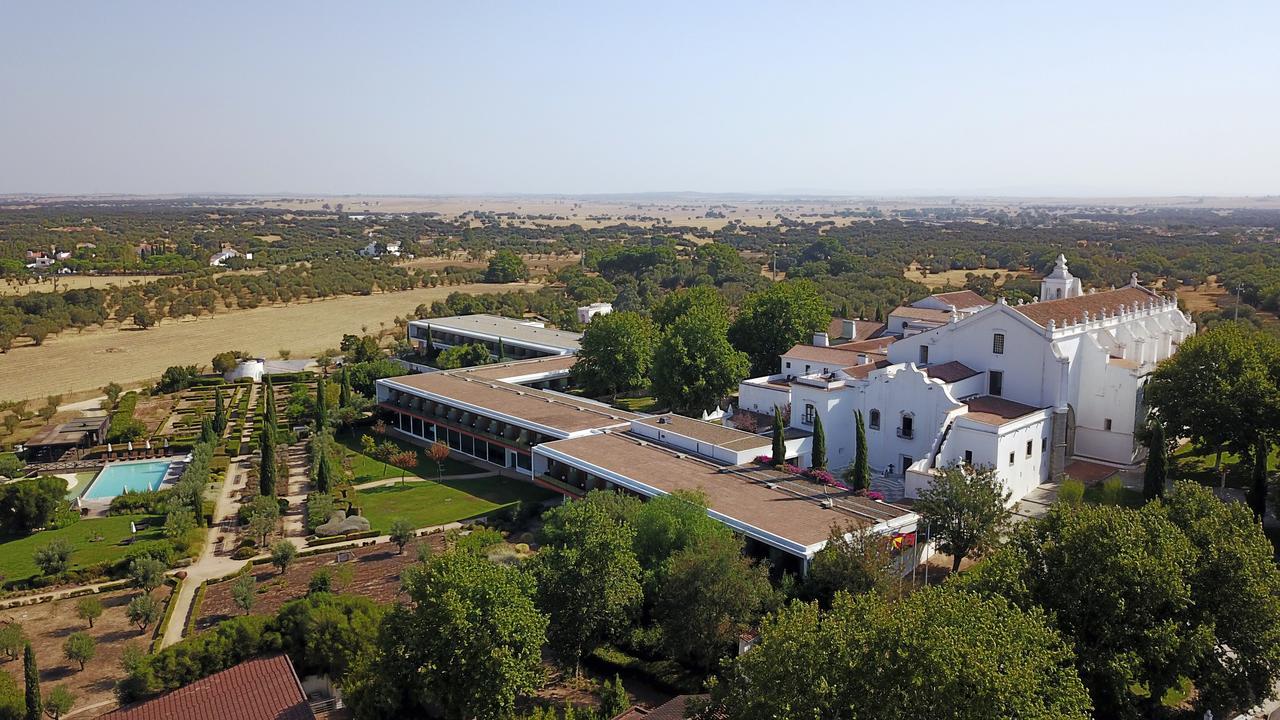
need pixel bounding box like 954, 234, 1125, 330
84, 461, 172, 500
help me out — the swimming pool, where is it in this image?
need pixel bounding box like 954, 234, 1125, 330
84, 460, 172, 500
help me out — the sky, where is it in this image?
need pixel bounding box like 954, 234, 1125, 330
1, 1, 1277, 197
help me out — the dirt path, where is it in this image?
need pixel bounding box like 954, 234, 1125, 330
281, 443, 312, 548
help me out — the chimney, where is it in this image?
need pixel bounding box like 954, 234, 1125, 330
842, 319, 856, 339
813, 332, 829, 347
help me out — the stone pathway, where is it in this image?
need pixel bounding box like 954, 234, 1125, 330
159, 454, 251, 648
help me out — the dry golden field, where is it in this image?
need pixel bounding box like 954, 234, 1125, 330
0, 281, 542, 402
903, 264, 1024, 289
0, 274, 168, 296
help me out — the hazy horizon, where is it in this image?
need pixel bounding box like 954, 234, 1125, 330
3, 1, 1277, 197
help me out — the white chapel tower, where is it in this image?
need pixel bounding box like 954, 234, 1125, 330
1040, 253, 1083, 300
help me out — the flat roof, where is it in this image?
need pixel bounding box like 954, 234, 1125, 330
411, 314, 581, 350
634, 414, 771, 452
928, 290, 993, 309
538, 432, 914, 551
27, 416, 109, 447
452, 355, 578, 381
888, 306, 952, 323
962, 395, 1045, 426
383, 372, 638, 435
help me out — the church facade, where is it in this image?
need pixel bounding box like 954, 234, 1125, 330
736, 255, 1195, 503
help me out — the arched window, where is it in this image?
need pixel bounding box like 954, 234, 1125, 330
869, 409, 881, 430
898, 412, 914, 439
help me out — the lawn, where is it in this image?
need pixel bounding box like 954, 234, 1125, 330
1172, 442, 1280, 489
356, 475, 557, 533
339, 433, 479, 483
0, 514, 165, 584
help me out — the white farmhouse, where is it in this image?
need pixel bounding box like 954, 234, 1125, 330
209, 248, 252, 267
737, 255, 1195, 503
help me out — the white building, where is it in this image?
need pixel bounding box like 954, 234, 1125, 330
576, 302, 613, 324
209, 248, 252, 267
738, 255, 1195, 503
358, 240, 401, 258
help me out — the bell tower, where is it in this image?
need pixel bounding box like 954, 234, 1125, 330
1040, 253, 1082, 300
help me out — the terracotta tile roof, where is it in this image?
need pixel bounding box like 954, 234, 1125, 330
889, 306, 952, 323
1013, 287, 1158, 328
826, 318, 886, 341
1063, 459, 1119, 485
929, 290, 993, 309
924, 361, 980, 383
962, 396, 1045, 426
783, 344, 868, 366
835, 336, 895, 353
99, 654, 312, 720
612, 695, 711, 719
842, 359, 892, 379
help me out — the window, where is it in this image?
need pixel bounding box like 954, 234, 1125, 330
515, 452, 531, 471
1104, 418, 1113, 431
898, 414, 914, 439
1026, 440, 1033, 457
919, 345, 929, 365
785, 361, 791, 369
1042, 437, 1048, 452
964, 450, 973, 465
1009, 452, 1015, 466
901, 320, 908, 329
804, 364, 811, 373
802, 404, 816, 425
989, 370, 1004, 397
869, 409, 881, 430
993, 333, 1005, 354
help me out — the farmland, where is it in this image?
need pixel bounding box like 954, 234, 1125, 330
0, 281, 541, 402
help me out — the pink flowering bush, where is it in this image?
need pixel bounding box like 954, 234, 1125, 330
782, 463, 802, 475
803, 468, 836, 485
754, 455, 773, 465
866, 490, 885, 501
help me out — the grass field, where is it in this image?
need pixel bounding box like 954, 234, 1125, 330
0, 514, 164, 583
339, 433, 478, 482
1172, 442, 1280, 488
0, 281, 541, 402
356, 475, 556, 532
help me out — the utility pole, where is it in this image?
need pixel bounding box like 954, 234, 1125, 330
1234, 285, 1242, 321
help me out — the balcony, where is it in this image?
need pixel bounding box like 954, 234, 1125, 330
896, 427, 914, 440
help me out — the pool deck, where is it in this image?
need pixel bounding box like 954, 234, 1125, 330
74, 456, 188, 517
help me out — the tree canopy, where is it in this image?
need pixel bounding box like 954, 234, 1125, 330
574, 311, 656, 398
729, 279, 830, 376
651, 305, 749, 415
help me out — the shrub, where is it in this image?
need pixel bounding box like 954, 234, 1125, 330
1057, 477, 1086, 506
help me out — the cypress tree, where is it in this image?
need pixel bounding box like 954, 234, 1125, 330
23, 642, 39, 720
838, 301, 851, 320
496, 338, 506, 361
315, 443, 333, 493
850, 410, 870, 491
338, 367, 351, 408
315, 378, 329, 428
213, 387, 226, 434
811, 413, 827, 470
771, 406, 786, 467
1143, 419, 1168, 501
1250, 435, 1269, 520
263, 377, 277, 431
260, 428, 276, 497
200, 415, 216, 445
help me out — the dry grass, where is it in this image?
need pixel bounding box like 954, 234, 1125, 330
0, 282, 542, 402
903, 264, 1024, 289
0, 275, 168, 297
1179, 277, 1227, 313
0, 585, 173, 715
